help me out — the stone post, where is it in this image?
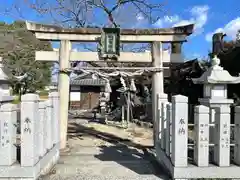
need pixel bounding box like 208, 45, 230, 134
0, 103, 17, 165
45, 100, 53, 150
39, 101, 47, 157
156, 94, 161, 142
171, 95, 188, 167
194, 105, 210, 167
157, 94, 168, 144
127, 91, 130, 124
49, 92, 60, 145
21, 93, 39, 166
59, 40, 71, 149
234, 106, 240, 165
165, 103, 172, 157
213, 106, 231, 166
161, 102, 168, 150
121, 105, 125, 122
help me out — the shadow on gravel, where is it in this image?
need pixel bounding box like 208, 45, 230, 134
67, 122, 170, 179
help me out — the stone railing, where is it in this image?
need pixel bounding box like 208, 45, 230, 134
0, 94, 14, 105
0, 92, 60, 180
156, 94, 240, 179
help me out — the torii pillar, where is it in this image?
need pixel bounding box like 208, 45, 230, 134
58, 40, 71, 149
152, 42, 168, 147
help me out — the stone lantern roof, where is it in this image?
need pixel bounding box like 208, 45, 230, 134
192, 55, 240, 84
0, 57, 9, 82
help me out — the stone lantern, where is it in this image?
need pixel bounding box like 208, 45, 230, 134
192, 55, 240, 164
0, 57, 13, 102
192, 55, 240, 104
0, 57, 11, 96
192, 55, 240, 124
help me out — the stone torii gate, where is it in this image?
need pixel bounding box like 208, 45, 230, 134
26, 21, 193, 149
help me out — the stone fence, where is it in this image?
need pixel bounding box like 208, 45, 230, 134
0, 92, 60, 180
156, 94, 240, 179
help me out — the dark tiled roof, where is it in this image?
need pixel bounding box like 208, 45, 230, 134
71, 78, 106, 86
52, 78, 106, 86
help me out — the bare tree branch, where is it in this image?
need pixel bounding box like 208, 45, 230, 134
2, 0, 165, 70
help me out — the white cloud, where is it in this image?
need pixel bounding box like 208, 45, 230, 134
189, 5, 209, 34
133, 13, 148, 28
154, 15, 181, 27
192, 53, 201, 58
153, 5, 209, 36
154, 15, 180, 27
136, 13, 144, 21
205, 17, 240, 42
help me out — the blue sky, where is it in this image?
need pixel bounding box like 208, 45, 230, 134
149, 0, 240, 59
0, 0, 240, 60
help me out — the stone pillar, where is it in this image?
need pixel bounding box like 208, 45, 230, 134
127, 91, 130, 124
194, 105, 210, 167
171, 95, 188, 167
151, 42, 166, 147
165, 103, 172, 157
0, 103, 17, 165
45, 99, 54, 150
121, 105, 125, 122
157, 94, 168, 145
59, 40, 71, 149
161, 102, 168, 149
199, 100, 233, 144
234, 106, 240, 165
39, 101, 47, 157
156, 94, 161, 142
49, 92, 60, 145
21, 94, 39, 166
171, 43, 182, 53
213, 106, 231, 166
